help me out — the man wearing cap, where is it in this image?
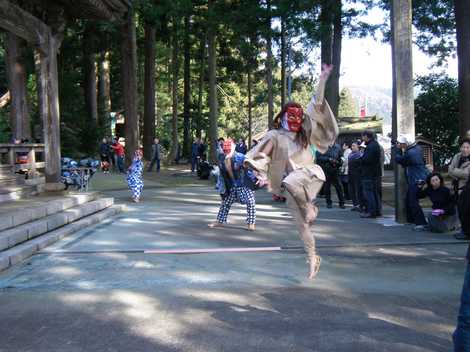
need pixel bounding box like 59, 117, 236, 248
395, 134, 430, 230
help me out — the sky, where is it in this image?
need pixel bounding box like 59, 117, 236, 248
339, 36, 458, 89
306, 7, 458, 90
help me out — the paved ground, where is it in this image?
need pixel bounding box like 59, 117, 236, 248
0, 171, 467, 351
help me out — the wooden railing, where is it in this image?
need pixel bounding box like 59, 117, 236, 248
0, 144, 45, 177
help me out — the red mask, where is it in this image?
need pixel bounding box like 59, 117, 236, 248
223, 140, 234, 155
286, 106, 303, 132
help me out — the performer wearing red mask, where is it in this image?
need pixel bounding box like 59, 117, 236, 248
209, 139, 257, 231
244, 65, 338, 279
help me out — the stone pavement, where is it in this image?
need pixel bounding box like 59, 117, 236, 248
0, 173, 467, 352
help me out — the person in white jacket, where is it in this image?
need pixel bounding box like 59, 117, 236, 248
340, 141, 352, 200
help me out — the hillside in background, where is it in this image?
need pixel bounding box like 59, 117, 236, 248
346, 86, 392, 125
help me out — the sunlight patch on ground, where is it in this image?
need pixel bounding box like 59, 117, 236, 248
377, 248, 423, 257
47, 266, 83, 277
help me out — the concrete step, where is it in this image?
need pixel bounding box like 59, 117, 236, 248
0, 197, 114, 252
0, 204, 123, 272
0, 192, 99, 232
0, 184, 37, 203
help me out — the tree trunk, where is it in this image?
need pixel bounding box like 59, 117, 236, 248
208, 0, 218, 162
120, 9, 139, 166
83, 26, 98, 123
183, 14, 191, 158
247, 69, 252, 149
320, 0, 333, 66
143, 23, 156, 161
280, 17, 287, 107
196, 33, 206, 139
321, 0, 334, 107
5, 33, 31, 140
34, 35, 62, 184
98, 50, 112, 136
455, 0, 470, 137
266, 0, 274, 129
329, 0, 342, 117
170, 17, 179, 163
391, 0, 414, 223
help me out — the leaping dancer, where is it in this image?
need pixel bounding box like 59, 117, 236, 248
244, 64, 338, 279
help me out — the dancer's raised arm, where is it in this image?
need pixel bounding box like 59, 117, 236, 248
304, 64, 339, 154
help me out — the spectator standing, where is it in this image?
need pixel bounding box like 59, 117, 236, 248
99, 138, 110, 173
360, 130, 381, 218
348, 140, 363, 212
147, 137, 161, 172
452, 139, 470, 240
449, 139, 470, 196
236, 139, 248, 154
417, 173, 459, 233
394, 134, 430, 230
191, 138, 201, 173
453, 181, 470, 349
198, 139, 207, 160
340, 141, 352, 200
316, 143, 345, 209
109, 137, 117, 171
217, 137, 225, 156
111, 137, 125, 173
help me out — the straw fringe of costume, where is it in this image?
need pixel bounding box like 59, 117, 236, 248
244, 76, 338, 268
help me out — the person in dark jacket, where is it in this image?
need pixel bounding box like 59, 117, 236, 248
417, 173, 459, 233
147, 137, 161, 172
191, 138, 201, 173
99, 138, 110, 173
316, 143, 345, 208
395, 134, 430, 230
235, 139, 248, 154
456, 174, 470, 240
348, 140, 364, 211
360, 130, 381, 218
453, 178, 470, 349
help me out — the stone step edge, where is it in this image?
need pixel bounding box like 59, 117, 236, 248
0, 186, 37, 205
0, 198, 114, 251
0, 205, 123, 272
0, 192, 100, 232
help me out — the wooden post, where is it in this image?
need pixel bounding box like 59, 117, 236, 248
391, 0, 414, 223
5, 33, 31, 140
28, 146, 36, 178
34, 35, 62, 185
8, 147, 15, 173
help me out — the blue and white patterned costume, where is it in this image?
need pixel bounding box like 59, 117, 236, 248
216, 152, 256, 225
127, 154, 144, 199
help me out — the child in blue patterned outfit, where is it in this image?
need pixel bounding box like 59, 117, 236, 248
127, 150, 144, 202
209, 139, 257, 231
